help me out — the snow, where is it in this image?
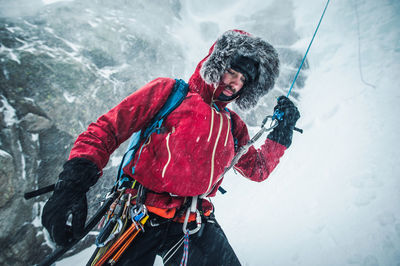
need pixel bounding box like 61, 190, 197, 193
31, 133, 39, 142
32, 202, 45, 228
7, 49, 21, 64
105, 154, 123, 168
42, 0, 75, 5
0, 95, 17, 126
32, 201, 57, 250
63, 91, 76, 103
16, 140, 26, 180
87, 20, 99, 28
0, 149, 12, 158
3, 67, 9, 80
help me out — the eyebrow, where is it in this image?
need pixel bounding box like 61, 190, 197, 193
227, 69, 245, 82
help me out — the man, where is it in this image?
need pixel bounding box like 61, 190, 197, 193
42, 29, 300, 265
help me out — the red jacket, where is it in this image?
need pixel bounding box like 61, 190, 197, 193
69, 38, 286, 212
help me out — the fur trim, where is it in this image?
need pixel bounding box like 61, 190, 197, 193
200, 30, 280, 109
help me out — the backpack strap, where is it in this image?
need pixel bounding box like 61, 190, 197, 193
142, 79, 189, 139
212, 104, 239, 152
224, 107, 239, 153
117, 79, 189, 182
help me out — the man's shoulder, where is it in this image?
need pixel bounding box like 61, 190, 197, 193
146, 77, 176, 87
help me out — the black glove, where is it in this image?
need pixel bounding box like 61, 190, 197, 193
42, 158, 100, 246
267, 96, 300, 148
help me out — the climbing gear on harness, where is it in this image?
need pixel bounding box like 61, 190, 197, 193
87, 181, 150, 266
95, 195, 126, 248
92, 205, 149, 266
182, 196, 202, 235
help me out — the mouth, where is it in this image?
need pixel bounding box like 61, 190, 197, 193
221, 85, 235, 96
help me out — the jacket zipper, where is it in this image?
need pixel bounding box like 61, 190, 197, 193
224, 114, 230, 147
207, 107, 214, 142
205, 109, 224, 193
203, 111, 233, 197
162, 127, 175, 178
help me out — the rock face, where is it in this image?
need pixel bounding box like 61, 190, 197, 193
0, 149, 14, 207
0, 92, 71, 265
19, 113, 52, 133
0, 0, 306, 265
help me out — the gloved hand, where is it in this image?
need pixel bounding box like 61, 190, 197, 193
267, 96, 300, 148
42, 158, 100, 246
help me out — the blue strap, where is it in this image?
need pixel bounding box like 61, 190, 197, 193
118, 131, 142, 179
116, 79, 189, 184
273, 0, 330, 123
287, 0, 330, 98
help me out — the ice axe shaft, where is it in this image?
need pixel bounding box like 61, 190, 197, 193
24, 184, 55, 199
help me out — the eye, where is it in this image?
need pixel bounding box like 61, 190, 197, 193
227, 69, 234, 75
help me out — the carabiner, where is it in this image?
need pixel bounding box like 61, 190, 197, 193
182, 196, 202, 235
130, 204, 147, 222
95, 218, 124, 247
182, 209, 202, 235
261, 115, 279, 130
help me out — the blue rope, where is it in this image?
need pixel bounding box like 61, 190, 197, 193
180, 231, 190, 266
287, 0, 331, 97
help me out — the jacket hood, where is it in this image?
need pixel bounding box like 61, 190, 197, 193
188, 29, 280, 110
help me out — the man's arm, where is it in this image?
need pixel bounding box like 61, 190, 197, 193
230, 110, 286, 182
69, 77, 177, 171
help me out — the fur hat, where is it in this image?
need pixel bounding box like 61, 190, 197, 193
200, 30, 280, 110
230, 54, 259, 84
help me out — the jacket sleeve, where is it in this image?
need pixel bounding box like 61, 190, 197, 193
230, 111, 287, 182
69, 78, 176, 171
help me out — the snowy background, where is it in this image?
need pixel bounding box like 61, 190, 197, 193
1, 0, 399, 265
